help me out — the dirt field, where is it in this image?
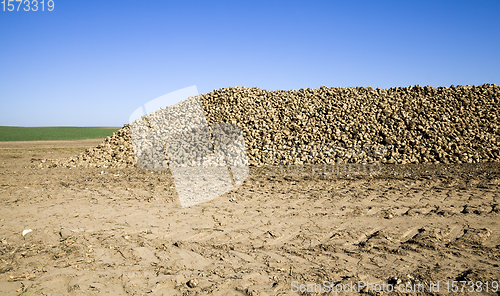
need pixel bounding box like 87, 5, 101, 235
1, 140, 499, 295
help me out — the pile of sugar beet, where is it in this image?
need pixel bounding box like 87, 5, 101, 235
54, 84, 499, 168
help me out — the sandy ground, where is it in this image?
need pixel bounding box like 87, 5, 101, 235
0, 140, 499, 295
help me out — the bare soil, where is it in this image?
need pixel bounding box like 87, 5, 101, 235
0, 140, 499, 295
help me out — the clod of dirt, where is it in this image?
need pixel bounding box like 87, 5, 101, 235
187, 279, 198, 288
405, 227, 446, 250
452, 228, 492, 247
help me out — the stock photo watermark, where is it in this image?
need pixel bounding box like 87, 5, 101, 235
128, 86, 249, 208
291, 280, 499, 294
1, 0, 55, 12
128, 86, 395, 207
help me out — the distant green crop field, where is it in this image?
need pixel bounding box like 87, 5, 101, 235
0, 126, 122, 141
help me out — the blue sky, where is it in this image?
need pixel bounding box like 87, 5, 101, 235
1, 0, 498, 126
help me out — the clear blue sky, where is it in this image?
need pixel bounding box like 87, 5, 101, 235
1, 0, 498, 126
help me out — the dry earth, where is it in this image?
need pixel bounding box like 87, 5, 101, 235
1, 140, 499, 295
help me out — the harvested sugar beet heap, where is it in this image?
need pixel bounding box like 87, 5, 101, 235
55, 84, 500, 168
